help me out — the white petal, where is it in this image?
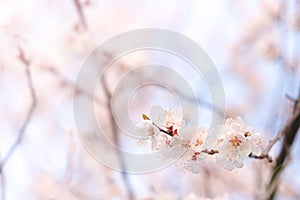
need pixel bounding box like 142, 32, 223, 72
151, 137, 158, 151
187, 160, 202, 174
216, 155, 234, 170
240, 140, 252, 156
150, 105, 165, 127
170, 136, 181, 146
233, 157, 244, 168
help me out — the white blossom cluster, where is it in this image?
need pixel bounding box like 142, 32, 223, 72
134, 107, 264, 173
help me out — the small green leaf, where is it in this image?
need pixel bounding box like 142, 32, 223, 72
142, 114, 150, 120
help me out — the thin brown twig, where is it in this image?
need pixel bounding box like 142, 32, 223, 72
201, 149, 219, 155
154, 119, 275, 160
268, 92, 300, 199
248, 93, 300, 163
248, 153, 273, 163
248, 129, 284, 163
152, 123, 173, 137
263, 131, 284, 158
0, 46, 37, 200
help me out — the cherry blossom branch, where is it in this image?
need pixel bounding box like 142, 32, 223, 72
153, 120, 267, 159
153, 123, 220, 155
153, 122, 267, 159
0, 47, 37, 200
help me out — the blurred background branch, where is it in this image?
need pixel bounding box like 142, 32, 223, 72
268, 91, 300, 199
72, 0, 87, 30
101, 73, 135, 200
0, 47, 36, 200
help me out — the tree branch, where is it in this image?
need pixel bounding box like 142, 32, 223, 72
268, 92, 300, 199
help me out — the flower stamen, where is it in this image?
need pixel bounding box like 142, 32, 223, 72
229, 136, 242, 147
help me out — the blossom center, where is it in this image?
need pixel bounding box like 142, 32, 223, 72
191, 152, 200, 161
195, 138, 203, 146
229, 136, 242, 147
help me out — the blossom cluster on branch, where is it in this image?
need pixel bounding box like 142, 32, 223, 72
134, 107, 264, 173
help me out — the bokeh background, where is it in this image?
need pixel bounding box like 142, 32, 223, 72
0, 0, 300, 199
